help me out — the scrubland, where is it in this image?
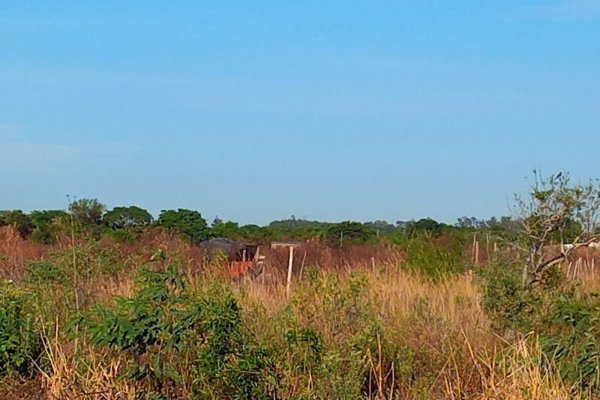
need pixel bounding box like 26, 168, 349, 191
0, 225, 597, 399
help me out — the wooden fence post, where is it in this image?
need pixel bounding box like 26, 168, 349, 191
286, 246, 295, 297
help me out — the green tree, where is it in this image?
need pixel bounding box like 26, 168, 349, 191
103, 206, 153, 229
405, 218, 447, 238
364, 220, 397, 235
30, 210, 68, 244
514, 171, 600, 288
157, 209, 208, 242
237, 224, 273, 243
68, 198, 106, 225
0, 210, 34, 237
482, 172, 600, 394
210, 218, 240, 239
268, 217, 329, 240
325, 221, 375, 247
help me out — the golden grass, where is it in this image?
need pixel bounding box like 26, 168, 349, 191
0, 226, 49, 281
476, 336, 578, 400
0, 232, 584, 399
220, 266, 583, 399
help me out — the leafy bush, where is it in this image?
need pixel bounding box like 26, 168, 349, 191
477, 171, 600, 395
404, 218, 448, 237
190, 284, 277, 399
84, 265, 187, 390
49, 244, 125, 280
83, 264, 277, 398
540, 296, 600, 394
482, 261, 600, 394
0, 284, 43, 377
24, 261, 64, 284
481, 262, 538, 331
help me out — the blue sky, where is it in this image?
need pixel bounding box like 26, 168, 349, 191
1, 1, 599, 225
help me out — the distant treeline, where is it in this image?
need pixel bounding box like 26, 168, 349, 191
0, 198, 520, 246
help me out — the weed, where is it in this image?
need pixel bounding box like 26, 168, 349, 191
0, 283, 43, 378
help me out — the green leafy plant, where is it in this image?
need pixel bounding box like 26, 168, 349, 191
84, 265, 186, 391
157, 209, 209, 243
190, 284, 278, 399
24, 260, 64, 284
540, 295, 600, 394
0, 284, 43, 378
83, 264, 277, 398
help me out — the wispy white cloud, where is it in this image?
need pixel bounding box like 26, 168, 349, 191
521, 0, 600, 21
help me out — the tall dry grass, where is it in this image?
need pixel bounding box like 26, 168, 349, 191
476, 335, 579, 400
0, 233, 584, 399
0, 226, 49, 280
237, 267, 579, 399
18, 268, 578, 399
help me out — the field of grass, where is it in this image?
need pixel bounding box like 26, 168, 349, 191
0, 225, 595, 399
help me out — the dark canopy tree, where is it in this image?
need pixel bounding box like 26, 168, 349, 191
237, 224, 274, 244
325, 221, 375, 247
405, 218, 447, 237
103, 206, 153, 230
30, 210, 68, 244
157, 209, 209, 242
69, 198, 106, 225
209, 218, 241, 240
0, 210, 34, 237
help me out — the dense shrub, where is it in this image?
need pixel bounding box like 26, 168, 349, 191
0, 284, 43, 378
82, 264, 278, 399
24, 260, 64, 284
482, 261, 600, 395
540, 296, 600, 394
481, 262, 535, 331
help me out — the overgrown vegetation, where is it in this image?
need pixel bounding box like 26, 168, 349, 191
2, 172, 600, 398
481, 172, 600, 397
0, 283, 43, 378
